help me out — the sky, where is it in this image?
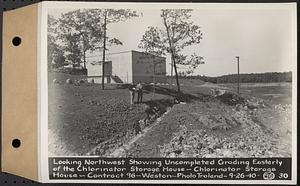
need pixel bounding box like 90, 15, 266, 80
48, 3, 296, 76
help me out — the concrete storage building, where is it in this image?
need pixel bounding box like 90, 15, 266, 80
86, 50, 167, 84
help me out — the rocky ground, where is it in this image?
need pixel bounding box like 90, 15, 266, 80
48, 73, 292, 158
159, 100, 292, 158
48, 73, 173, 156
112, 85, 292, 158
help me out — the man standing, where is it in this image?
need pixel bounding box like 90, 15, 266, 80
129, 84, 136, 104
136, 81, 143, 103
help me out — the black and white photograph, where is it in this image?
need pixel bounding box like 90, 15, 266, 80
46, 2, 296, 160
40, 2, 298, 183
47, 4, 296, 158
0, 1, 297, 184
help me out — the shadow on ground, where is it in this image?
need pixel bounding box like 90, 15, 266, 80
140, 85, 212, 103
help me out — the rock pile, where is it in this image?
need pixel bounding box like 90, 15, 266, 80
160, 122, 286, 158
274, 104, 291, 112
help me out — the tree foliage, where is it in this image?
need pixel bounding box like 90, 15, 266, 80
139, 26, 166, 57
139, 9, 204, 92
54, 9, 137, 68
180, 72, 292, 84
48, 8, 139, 81
48, 15, 65, 70
57, 9, 104, 68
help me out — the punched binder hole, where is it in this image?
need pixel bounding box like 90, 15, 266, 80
12, 139, 21, 148
12, 36, 21, 46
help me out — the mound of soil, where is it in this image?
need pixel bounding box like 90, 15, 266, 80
160, 111, 290, 158
122, 92, 291, 158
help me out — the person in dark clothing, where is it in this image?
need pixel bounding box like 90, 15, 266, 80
129, 84, 136, 104
136, 81, 143, 103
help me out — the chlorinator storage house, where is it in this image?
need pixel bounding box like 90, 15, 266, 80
86, 50, 167, 84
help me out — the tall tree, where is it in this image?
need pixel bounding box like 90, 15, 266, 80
55, 9, 138, 87
139, 9, 204, 92
64, 33, 82, 68
48, 15, 65, 69
57, 9, 104, 69
88, 9, 139, 89
138, 26, 165, 96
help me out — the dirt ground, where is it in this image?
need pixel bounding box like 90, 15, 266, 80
112, 82, 293, 158
48, 73, 293, 158
48, 73, 173, 156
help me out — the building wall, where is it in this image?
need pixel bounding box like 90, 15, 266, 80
108, 52, 132, 83
86, 52, 132, 83
86, 61, 112, 83
86, 61, 112, 77
131, 51, 167, 84
87, 76, 111, 84
86, 50, 166, 84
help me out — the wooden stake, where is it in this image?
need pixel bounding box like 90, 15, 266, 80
236, 56, 240, 95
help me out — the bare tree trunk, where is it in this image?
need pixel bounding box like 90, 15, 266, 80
170, 58, 173, 85
170, 15, 176, 86
102, 11, 107, 90
83, 50, 86, 69
172, 53, 180, 92
236, 56, 240, 95
162, 11, 180, 92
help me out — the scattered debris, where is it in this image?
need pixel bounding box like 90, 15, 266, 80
78, 79, 86, 84
66, 78, 73, 84
211, 88, 226, 97
52, 79, 59, 84
160, 122, 288, 158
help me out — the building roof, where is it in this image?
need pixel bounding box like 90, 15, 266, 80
86, 50, 166, 60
